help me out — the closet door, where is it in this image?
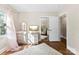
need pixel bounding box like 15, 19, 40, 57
48, 16, 60, 41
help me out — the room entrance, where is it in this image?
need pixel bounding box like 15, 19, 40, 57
59, 14, 67, 47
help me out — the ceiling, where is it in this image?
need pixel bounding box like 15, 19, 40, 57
10, 4, 64, 12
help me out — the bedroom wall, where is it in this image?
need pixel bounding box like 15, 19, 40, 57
15, 12, 59, 33
61, 5, 79, 54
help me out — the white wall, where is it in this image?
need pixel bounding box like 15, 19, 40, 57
61, 5, 79, 54
14, 12, 59, 33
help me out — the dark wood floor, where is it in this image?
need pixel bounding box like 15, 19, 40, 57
39, 38, 74, 55
1, 38, 74, 55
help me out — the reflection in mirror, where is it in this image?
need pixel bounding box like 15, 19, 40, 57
40, 17, 49, 35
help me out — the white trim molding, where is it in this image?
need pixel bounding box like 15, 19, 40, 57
67, 46, 79, 55
59, 12, 68, 17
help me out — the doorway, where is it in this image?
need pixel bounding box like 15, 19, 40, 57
60, 14, 67, 47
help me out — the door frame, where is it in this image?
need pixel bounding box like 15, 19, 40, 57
59, 12, 68, 40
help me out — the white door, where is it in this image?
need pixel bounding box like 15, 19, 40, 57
48, 16, 60, 41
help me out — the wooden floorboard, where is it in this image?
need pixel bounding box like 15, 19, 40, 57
1, 38, 74, 55
39, 38, 74, 55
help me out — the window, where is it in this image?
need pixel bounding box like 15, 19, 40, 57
0, 11, 6, 35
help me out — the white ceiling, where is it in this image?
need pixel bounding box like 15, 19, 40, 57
10, 4, 64, 12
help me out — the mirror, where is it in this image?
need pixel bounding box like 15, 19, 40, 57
40, 17, 49, 35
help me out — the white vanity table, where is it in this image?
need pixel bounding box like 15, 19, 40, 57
17, 25, 40, 45
16, 31, 40, 45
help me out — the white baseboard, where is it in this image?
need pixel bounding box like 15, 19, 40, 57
67, 46, 79, 55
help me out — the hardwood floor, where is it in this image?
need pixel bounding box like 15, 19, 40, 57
1, 38, 74, 55
39, 38, 74, 55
